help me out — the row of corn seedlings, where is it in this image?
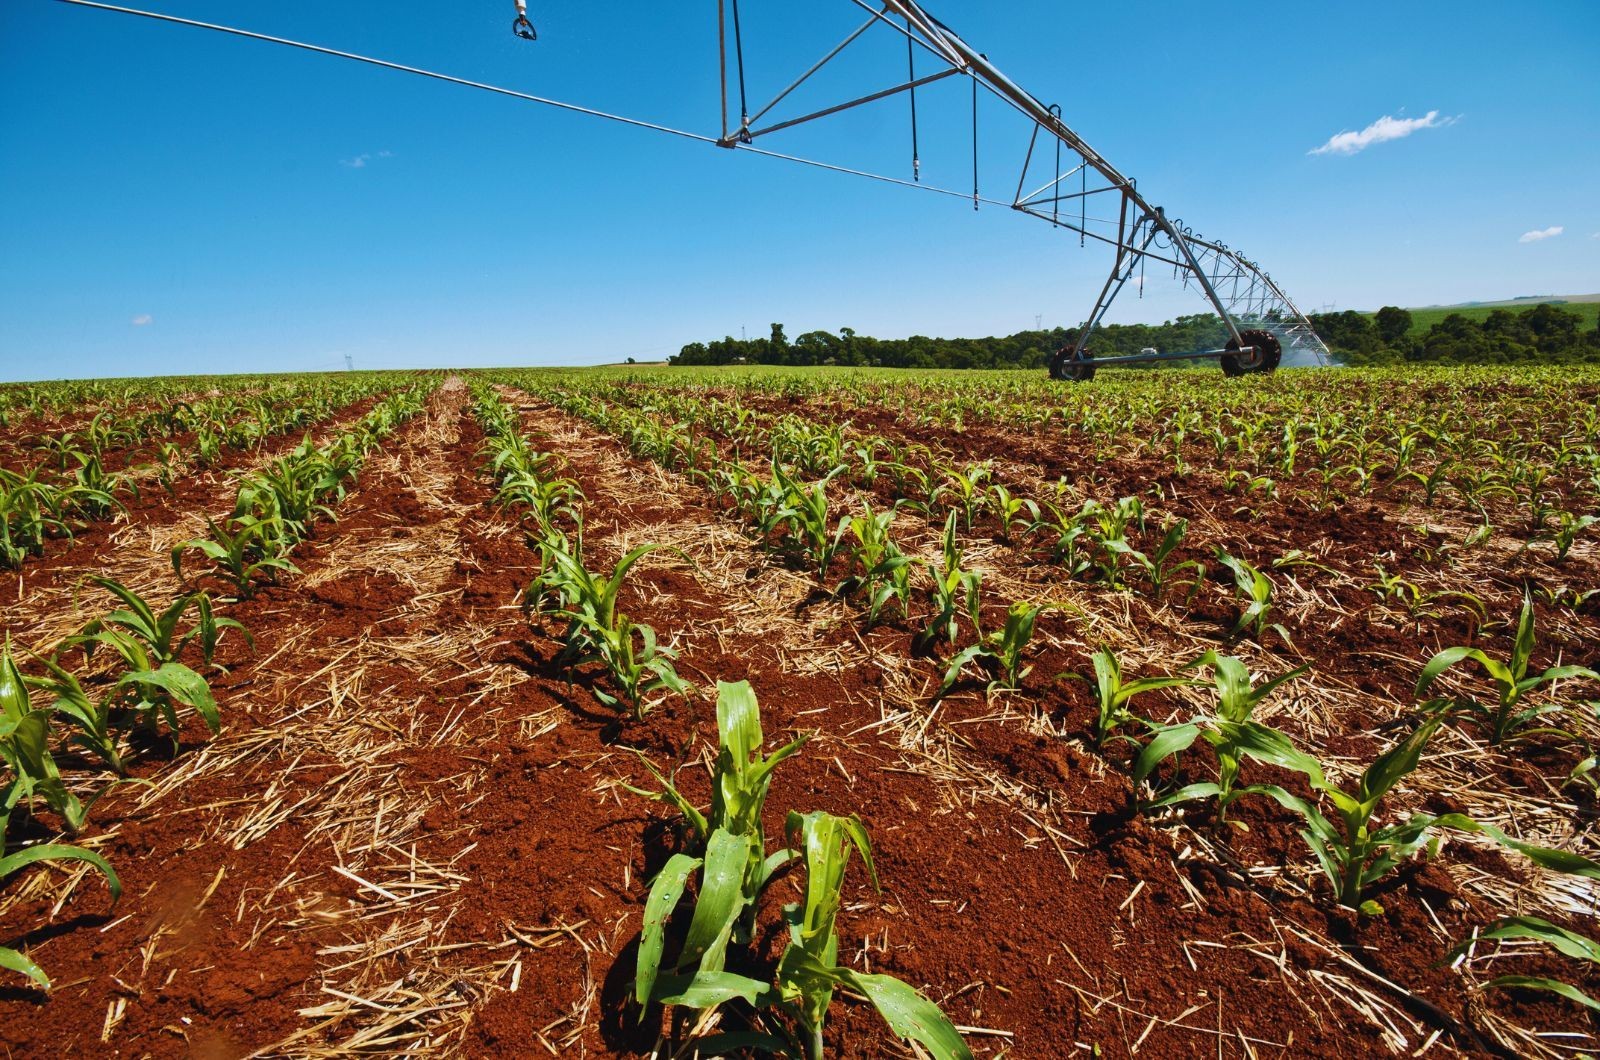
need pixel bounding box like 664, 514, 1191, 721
1, 382, 435, 990
172, 386, 430, 598
518, 380, 1305, 691
2, 375, 413, 570
581, 367, 1600, 560
1, 576, 250, 988
471, 384, 689, 719
467, 383, 980, 1053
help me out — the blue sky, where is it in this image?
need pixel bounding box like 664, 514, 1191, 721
2, 0, 1597, 380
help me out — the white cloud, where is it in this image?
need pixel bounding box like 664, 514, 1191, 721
130, 314, 153, 326
1310, 110, 1451, 156
1592, 231, 1600, 240
341, 150, 393, 169
1518, 226, 1564, 244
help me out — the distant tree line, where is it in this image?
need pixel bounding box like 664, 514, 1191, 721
668, 304, 1600, 370
1308, 304, 1600, 365
669, 315, 1231, 370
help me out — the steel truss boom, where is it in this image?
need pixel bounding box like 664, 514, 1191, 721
715, 0, 1330, 373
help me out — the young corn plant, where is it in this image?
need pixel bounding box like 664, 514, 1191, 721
68, 578, 244, 740
936, 461, 992, 531
1216, 550, 1290, 644
529, 538, 689, 718
23, 649, 125, 774
1124, 519, 1206, 602
834, 504, 913, 626
1254, 711, 1600, 914
1025, 500, 1093, 577
67, 452, 131, 519
940, 600, 1049, 697
172, 516, 300, 598
1083, 497, 1147, 588
0, 842, 120, 988
631, 681, 808, 1005
494, 470, 583, 534
916, 513, 981, 652
1086, 648, 1191, 749
986, 482, 1039, 543
2, 639, 89, 833
760, 460, 850, 579
1550, 510, 1598, 562
1415, 594, 1599, 745
1133, 653, 1311, 822
770, 810, 973, 1060
0, 469, 80, 566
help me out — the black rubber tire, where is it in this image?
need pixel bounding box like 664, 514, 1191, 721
1219, 329, 1283, 377
1049, 347, 1096, 382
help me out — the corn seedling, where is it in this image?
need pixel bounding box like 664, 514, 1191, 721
1216, 550, 1290, 644
759, 460, 850, 578
632, 681, 807, 1005
2, 639, 88, 833
771, 810, 973, 1060
529, 538, 689, 717
1550, 510, 1598, 561
940, 600, 1049, 696
834, 504, 913, 626
0, 843, 120, 988
1134, 653, 1311, 822
69, 579, 242, 739
25, 652, 123, 774
0, 469, 81, 567
917, 512, 981, 651
1086, 648, 1191, 749
1416, 594, 1599, 745
1128, 518, 1206, 602
986, 482, 1039, 542
172, 516, 300, 598
1026, 500, 1093, 576
936, 461, 992, 530
1081, 497, 1147, 588
1250, 710, 1600, 913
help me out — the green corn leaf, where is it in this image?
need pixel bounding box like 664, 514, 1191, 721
636, 852, 701, 1009
678, 829, 753, 974
841, 969, 976, 1060
117, 663, 221, 733
1132, 723, 1201, 788
1471, 823, 1600, 881
1510, 594, 1536, 680
653, 969, 775, 1009
1450, 916, 1600, 965
716, 680, 763, 767
1356, 715, 1443, 810
0, 842, 121, 901
1228, 721, 1326, 785
1, 637, 31, 721
1142, 781, 1224, 811
1485, 975, 1600, 1012
0, 945, 49, 989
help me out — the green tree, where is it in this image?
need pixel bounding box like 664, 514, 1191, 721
1374, 306, 1412, 345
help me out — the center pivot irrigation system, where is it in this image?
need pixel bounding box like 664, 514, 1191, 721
57, 0, 1331, 380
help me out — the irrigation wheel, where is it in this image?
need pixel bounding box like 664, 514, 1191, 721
1220, 329, 1282, 377
1049, 347, 1096, 382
